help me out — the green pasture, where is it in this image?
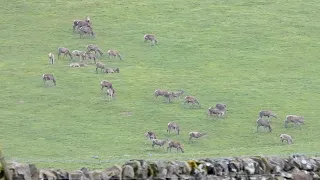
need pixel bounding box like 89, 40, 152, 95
0, 0, 319, 170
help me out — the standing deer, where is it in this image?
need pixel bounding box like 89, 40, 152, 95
207, 107, 225, 118
259, 110, 277, 120
144, 34, 157, 46
145, 131, 157, 140
167, 141, 184, 153
189, 132, 206, 142
71, 50, 86, 61
48, 53, 55, 64
96, 62, 106, 73
171, 90, 185, 99
84, 52, 96, 64
280, 134, 293, 144
107, 50, 122, 60
42, 74, 56, 86
152, 139, 168, 149
106, 88, 116, 101
167, 122, 180, 135
100, 80, 113, 90
79, 26, 95, 38
58, 47, 73, 60
86, 44, 103, 56
184, 96, 201, 107
256, 118, 272, 132
285, 115, 304, 129
73, 16, 91, 32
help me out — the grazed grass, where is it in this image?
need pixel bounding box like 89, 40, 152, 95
0, 0, 320, 170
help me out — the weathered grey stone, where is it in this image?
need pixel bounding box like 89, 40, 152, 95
7, 162, 33, 180
148, 160, 167, 180
242, 158, 259, 175
122, 165, 134, 179
103, 165, 122, 180
175, 161, 192, 175
51, 169, 68, 180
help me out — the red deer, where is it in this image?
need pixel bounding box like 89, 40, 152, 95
167, 141, 184, 153
107, 50, 122, 60
280, 134, 293, 144
48, 53, 55, 64
73, 16, 91, 32
152, 139, 168, 149
259, 110, 277, 120
96, 62, 106, 73
86, 44, 103, 56
167, 122, 180, 135
79, 26, 95, 39
71, 50, 86, 61
144, 34, 157, 46
100, 80, 113, 90
189, 132, 206, 142
145, 131, 157, 140
154, 89, 173, 102
256, 118, 272, 132
83, 52, 96, 64
184, 96, 201, 107
285, 115, 304, 129
171, 90, 185, 99
58, 47, 73, 60
207, 107, 225, 118
106, 88, 116, 101
42, 74, 56, 86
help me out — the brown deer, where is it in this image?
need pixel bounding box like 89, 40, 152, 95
71, 50, 86, 61
96, 62, 106, 73
285, 115, 304, 129
144, 34, 157, 46
167, 122, 180, 135
189, 132, 206, 142
100, 80, 113, 90
145, 131, 157, 140
86, 44, 103, 56
42, 74, 56, 86
83, 52, 97, 64
207, 107, 225, 118
48, 53, 55, 64
184, 96, 201, 107
106, 87, 116, 101
280, 134, 293, 144
259, 110, 277, 120
167, 141, 184, 153
79, 26, 95, 38
256, 118, 272, 132
152, 139, 168, 149
73, 16, 91, 32
58, 47, 73, 60
107, 50, 122, 60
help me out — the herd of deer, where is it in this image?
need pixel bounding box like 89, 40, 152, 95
43, 17, 304, 154
43, 16, 158, 101
145, 92, 304, 152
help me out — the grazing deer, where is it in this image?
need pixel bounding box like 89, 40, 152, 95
144, 34, 157, 46
167, 122, 180, 135
280, 134, 293, 144
167, 141, 184, 153
86, 44, 103, 56
145, 131, 157, 140
113, 68, 120, 73
71, 50, 86, 61
106, 88, 116, 101
285, 115, 304, 129
100, 80, 113, 90
42, 74, 56, 86
207, 107, 225, 118
171, 90, 185, 99
154, 89, 169, 98
48, 53, 55, 64
96, 62, 106, 73
152, 139, 168, 149
189, 132, 206, 142
73, 16, 91, 32
184, 96, 201, 107
107, 50, 122, 60
259, 110, 277, 120
79, 26, 95, 38
84, 52, 97, 64
58, 47, 73, 60
215, 103, 227, 111
256, 118, 272, 132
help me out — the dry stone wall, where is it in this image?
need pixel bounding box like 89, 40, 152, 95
3, 155, 320, 180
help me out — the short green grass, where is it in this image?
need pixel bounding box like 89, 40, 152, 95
1, 0, 320, 170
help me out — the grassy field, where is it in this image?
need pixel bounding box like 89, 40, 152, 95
1, 0, 320, 170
